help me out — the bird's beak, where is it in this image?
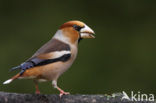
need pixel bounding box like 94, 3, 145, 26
80, 25, 95, 39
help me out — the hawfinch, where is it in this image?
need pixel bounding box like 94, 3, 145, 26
3, 20, 95, 97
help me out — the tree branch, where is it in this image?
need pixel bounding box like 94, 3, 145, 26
0, 92, 154, 103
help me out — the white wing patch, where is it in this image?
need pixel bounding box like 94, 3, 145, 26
46, 50, 71, 59
52, 51, 71, 58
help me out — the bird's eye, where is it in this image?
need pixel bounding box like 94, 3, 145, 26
73, 25, 83, 31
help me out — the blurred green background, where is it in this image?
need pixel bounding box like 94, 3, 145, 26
0, 0, 156, 95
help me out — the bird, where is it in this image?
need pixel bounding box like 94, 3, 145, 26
3, 20, 95, 97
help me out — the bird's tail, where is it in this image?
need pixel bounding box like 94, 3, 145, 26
3, 73, 20, 85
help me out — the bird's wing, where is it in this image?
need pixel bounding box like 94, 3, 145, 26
10, 39, 71, 75
31, 38, 71, 58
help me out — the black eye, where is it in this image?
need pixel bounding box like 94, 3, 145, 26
73, 25, 83, 31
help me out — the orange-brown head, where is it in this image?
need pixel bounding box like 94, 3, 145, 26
54, 20, 95, 44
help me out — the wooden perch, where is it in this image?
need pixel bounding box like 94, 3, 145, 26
0, 91, 154, 103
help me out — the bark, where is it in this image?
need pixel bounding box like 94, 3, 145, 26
0, 92, 154, 103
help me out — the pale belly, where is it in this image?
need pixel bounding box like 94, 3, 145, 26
40, 60, 74, 81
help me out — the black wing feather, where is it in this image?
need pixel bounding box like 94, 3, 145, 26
10, 54, 71, 75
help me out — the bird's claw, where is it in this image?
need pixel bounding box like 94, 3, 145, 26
35, 91, 40, 94
59, 91, 70, 97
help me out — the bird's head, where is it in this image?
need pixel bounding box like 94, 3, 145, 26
54, 20, 95, 45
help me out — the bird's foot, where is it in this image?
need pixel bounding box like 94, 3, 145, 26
53, 83, 70, 97
35, 90, 40, 94
59, 90, 70, 97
